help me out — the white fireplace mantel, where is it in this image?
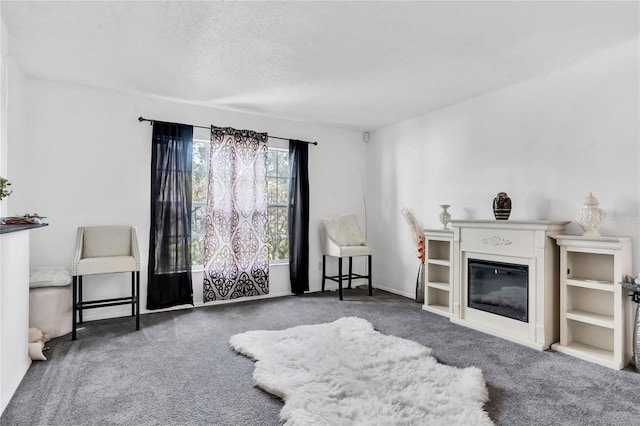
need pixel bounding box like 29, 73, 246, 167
450, 220, 570, 350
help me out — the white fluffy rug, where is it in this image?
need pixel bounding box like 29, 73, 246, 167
230, 317, 493, 425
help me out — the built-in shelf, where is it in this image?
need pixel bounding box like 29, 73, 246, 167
551, 341, 617, 368
552, 235, 631, 370
566, 278, 614, 292
566, 309, 614, 329
422, 230, 454, 318
423, 304, 449, 316
428, 281, 450, 291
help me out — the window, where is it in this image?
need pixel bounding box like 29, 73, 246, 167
190, 141, 289, 266
191, 140, 209, 266
266, 148, 289, 263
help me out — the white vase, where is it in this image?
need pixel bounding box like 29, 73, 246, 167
576, 192, 605, 236
439, 205, 451, 229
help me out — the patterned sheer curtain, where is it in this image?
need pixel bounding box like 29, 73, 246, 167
203, 126, 269, 302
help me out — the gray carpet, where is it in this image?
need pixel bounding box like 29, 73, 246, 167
2, 288, 640, 425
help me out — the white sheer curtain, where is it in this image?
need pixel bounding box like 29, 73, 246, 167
203, 126, 269, 302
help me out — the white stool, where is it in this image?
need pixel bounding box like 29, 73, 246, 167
29, 267, 72, 338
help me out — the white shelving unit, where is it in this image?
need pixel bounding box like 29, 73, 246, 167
422, 229, 454, 317
551, 235, 631, 370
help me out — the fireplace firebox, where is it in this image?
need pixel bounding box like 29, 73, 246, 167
468, 259, 528, 322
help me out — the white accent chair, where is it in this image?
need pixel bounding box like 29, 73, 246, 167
321, 214, 372, 300
71, 226, 140, 340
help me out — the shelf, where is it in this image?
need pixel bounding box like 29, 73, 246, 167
427, 281, 450, 291
427, 238, 451, 263
422, 304, 450, 317
551, 341, 617, 368
424, 231, 453, 320
566, 278, 614, 292
554, 235, 630, 370
566, 309, 614, 328
566, 252, 614, 283
0, 223, 48, 234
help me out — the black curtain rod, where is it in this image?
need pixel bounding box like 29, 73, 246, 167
138, 116, 318, 145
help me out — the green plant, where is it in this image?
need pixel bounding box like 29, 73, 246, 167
0, 177, 11, 201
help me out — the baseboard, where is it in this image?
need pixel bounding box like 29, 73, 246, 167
79, 291, 295, 322
317, 282, 414, 301
79, 286, 415, 323
373, 284, 415, 300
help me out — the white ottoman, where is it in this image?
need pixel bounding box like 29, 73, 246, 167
29, 267, 72, 338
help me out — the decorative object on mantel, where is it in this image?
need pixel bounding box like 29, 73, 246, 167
481, 236, 513, 246
576, 192, 605, 236
492, 192, 511, 220
2, 214, 47, 225
439, 204, 451, 229
401, 208, 426, 303
0, 177, 12, 200
619, 274, 640, 373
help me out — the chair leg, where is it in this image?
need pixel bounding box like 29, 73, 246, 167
348, 257, 353, 289
338, 257, 343, 301
78, 276, 83, 324
368, 255, 373, 296
131, 272, 135, 317
135, 271, 140, 331
322, 255, 326, 292
72, 275, 77, 341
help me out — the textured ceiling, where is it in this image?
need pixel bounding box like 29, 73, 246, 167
2, 1, 639, 131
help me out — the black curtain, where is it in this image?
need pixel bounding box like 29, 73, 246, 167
288, 140, 310, 294
147, 122, 194, 310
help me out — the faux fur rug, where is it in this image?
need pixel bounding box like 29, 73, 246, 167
230, 317, 493, 425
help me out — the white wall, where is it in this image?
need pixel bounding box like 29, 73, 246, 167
0, 16, 9, 216
367, 40, 640, 298
8, 78, 368, 320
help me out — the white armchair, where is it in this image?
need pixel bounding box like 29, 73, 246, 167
321, 214, 372, 300
71, 226, 140, 340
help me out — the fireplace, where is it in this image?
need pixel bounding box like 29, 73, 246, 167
468, 259, 528, 322
450, 220, 569, 350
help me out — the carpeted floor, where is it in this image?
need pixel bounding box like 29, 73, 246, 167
2, 288, 640, 425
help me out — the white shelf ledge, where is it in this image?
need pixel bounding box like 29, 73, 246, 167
567, 278, 614, 292
566, 309, 614, 328
422, 304, 450, 317
551, 341, 622, 369
427, 281, 450, 291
